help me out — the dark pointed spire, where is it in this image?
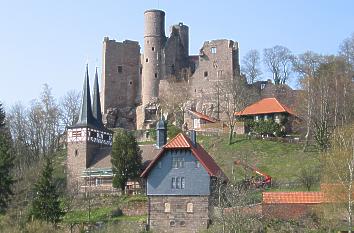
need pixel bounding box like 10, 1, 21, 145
74, 64, 96, 127
92, 67, 104, 128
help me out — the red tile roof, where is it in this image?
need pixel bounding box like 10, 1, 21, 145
263, 192, 324, 204
188, 110, 217, 123
235, 98, 296, 116
140, 133, 225, 178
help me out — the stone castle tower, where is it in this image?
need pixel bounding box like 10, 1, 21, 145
100, 9, 240, 130
142, 10, 165, 105
67, 66, 113, 191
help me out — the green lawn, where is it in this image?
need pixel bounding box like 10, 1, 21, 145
197, 135, 320, 186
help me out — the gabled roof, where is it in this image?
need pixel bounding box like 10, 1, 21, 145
235, 98, 296, 116
263, 192, 324, 204
141, 133, 225, 178
188, 110, 217, 123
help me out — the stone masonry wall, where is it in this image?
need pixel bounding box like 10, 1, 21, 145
101, 38, 140, 112
67, 140, 97, 192
148, 195, 210, 233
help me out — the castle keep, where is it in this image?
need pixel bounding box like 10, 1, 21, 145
101, 9, 241, 129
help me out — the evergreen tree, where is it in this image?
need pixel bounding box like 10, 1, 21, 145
111, 129, 142, 192
0, 102, 14, 213
30, 158, 64, 224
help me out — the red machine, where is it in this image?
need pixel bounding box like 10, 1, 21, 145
234, 160, 272, 188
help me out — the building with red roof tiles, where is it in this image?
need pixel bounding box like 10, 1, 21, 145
262, 192, 324, 220
235, 97, 299, 134
141, 120, 226, 233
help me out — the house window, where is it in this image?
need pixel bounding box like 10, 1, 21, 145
204, 71, 208, 77
172, 157, 184, 168
187, 203, 193, 213
90, 131, 97, 138
171, 177, 185, 189
95, 178, 102, 186
176, 177, 180, 189
118, 66, 123, 73
103, 134, 109, 141
164, 203, 170, 213
171, 177, 176, 189
158, 161, 162, 168
211, 47, 217, 54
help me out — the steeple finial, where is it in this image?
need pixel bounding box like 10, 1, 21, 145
92, 67, 104, 128
74, 64, 96, 127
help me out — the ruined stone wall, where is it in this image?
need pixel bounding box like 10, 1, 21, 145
187, 40, 240, 118
101, 38, 140, 111
163, 23, 189, 80
148, 195, 210, 233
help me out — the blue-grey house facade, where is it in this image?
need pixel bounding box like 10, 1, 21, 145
146, 149, 210, 196
141, 126, 225, 233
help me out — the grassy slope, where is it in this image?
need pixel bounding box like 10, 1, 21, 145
197, 135, 320, 186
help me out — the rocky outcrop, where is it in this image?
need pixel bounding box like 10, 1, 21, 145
103, 107, 136, 130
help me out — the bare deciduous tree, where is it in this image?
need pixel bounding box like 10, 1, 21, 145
60, 90, 81, 128
219, 74, 248, 145
159, 80, 190, 127
263, 45, 293, 85
293, 51, 323, 151
323, 126, 354, 232
340, 32, 354, 69
241, 49, 262, 84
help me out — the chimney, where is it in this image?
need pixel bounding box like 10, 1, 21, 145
156, 116, 167, 148
189, 130, 197, 146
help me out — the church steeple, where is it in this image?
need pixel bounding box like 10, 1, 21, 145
75, 64, 96, 128
92, 67, 104, 128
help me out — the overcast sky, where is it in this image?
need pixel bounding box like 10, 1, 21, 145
1, 0, 353, 108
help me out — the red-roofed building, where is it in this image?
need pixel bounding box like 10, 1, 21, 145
235, 97, 299, 134
184, 109, 217, 130
262, 192, 324, 220
141, 127, 226, 233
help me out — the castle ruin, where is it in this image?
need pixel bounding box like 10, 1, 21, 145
101, 9, 241, 130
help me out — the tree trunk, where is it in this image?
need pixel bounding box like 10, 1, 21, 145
229, 125, 234, 145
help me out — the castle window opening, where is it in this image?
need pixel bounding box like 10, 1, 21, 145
129, 81, 133, 85
146, 58, 149, 62
152, 46, 155, 51
180, 221, 186, 226
169, 220, 175, 227
74, 149, 78, 157
140, 67, 143, 74
211, 47, 217, 54
155, 73, 158, 78
118, 66, 123, 73
204, 71, 208, 77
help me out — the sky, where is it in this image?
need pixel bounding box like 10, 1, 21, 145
1, 0, 354, 108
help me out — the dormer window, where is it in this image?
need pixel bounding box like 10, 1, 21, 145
172, 157, 184, 168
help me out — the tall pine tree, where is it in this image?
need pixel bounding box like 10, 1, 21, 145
30, 158, 64, 224
0, 102, 14, 213
111, 129, 142, 192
